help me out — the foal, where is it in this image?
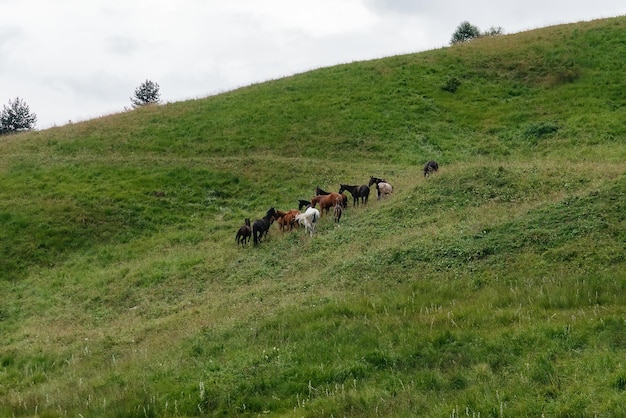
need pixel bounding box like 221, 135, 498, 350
333, 197, 343, 224
235, 218, 252, 246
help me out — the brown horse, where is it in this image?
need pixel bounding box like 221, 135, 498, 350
311, 193, 347, 215
235, 218, 252, 246
283, 209, 301, 230
276, 209, 301, 231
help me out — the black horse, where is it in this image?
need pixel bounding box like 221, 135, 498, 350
423, 160, 439, 177
368, 176, 386, 187
315, 186, 331, 196
235, 218, 252, 246
253, 207, 277, 246
339, 184, 370, 206
298, 199, 311, 210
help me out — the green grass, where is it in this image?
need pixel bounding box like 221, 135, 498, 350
1, 16, 625, 417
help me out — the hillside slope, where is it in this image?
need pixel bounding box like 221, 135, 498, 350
1, 16, 625, 417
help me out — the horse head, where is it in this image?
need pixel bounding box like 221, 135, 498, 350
368, 176, 385, 187
315, 187, 330, 196
266, 207, 277, 223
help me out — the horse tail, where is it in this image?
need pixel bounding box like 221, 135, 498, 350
252, 223, 260, 245
311, 209, 320, 224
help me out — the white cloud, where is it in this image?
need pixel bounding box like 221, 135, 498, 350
0, 0, 623, 128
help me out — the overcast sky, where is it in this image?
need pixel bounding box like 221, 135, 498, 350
1, 1, 624, 129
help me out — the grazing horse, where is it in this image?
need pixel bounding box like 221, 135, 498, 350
376, 182, 393, 199
298, 199, 311, 210
311, 192, 346, 215
333, 197, 343, 224
295, 207, 320, 236
424, 160, 439, 177
235, 218, 252, 246
252, 207, 277, 246
339, 184, 370, 207
368, 176, 387, 187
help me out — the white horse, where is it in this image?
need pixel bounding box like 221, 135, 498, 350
376, 182, 393, 199
295, 207, 320, 236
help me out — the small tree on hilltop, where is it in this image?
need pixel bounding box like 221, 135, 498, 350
0, 97, 37, 135
483, 26, 504, 37
130, 79, 161, 108
450, 21, 481, 45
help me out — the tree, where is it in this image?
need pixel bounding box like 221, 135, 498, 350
483, 26, 504, 36
0, 97, 37, 134
130, 79, 161, 108
450, 21, 481, 45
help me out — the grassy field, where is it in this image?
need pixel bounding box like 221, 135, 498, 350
1, 16, 625, 417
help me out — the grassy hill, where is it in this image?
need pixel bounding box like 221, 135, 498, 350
1, 16, 625, 417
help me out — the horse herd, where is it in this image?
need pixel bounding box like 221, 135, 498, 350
235, 161, 439, 246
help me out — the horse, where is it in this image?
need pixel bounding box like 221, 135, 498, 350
424, 160, 439, 177
339, 184, 370, 207
283, 209, 301, 230
298, 199, 311, 210
295, 206, 320, 236
333, 197, 343, 224
235, 218, 252, 246
376, 182, 393, 199
252, 207, 277, 245
276, 209, 300, 231
368, 176, 386, 187
274, 210, 289, 232
315, 186, 331, 196
311, 192, 346, 215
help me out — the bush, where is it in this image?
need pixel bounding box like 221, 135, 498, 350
442, 77, 461, 93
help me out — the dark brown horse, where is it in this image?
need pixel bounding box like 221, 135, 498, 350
339, 184, 370, 207
423, 160, 439, 177
235, 218, 252, 246
253, 207, 277, 246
